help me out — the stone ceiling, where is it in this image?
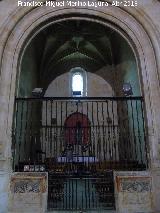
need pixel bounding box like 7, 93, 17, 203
32, 20, 119, 87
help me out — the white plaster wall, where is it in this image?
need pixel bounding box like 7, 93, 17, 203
45, 71, 113, 97
42, 72, 119, 160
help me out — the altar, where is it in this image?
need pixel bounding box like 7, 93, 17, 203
57, 156, 98, 163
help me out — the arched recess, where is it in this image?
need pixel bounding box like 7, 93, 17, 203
64, 112, 91, 146
0, 3, 160, 172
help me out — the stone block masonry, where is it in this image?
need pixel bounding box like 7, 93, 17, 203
9, 172, 48, 213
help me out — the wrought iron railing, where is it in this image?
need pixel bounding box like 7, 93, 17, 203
12, 96, 149, 172
48, 172, 115, 211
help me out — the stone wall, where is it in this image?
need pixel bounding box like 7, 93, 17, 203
9, 172, 48, 213
114, 171, 152, 213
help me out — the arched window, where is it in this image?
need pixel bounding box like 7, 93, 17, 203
70, 67, 87, 97
72, 72, 83, 96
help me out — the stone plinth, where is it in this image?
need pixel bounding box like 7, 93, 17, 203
9, 172, 48, 213
114, 172, 152, 213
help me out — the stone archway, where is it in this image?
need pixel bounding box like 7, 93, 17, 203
0, 3, 160, 212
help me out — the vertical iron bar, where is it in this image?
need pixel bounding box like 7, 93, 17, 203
76, 178, 77, 209
60, 101, 63, 171
55, 101, 58, 168
50, 100, 53, 158
69, 177, 71, 209
82, 191, 84, 210
84, 178, 86, 209
136, 100, 143, 167
130, 99, 138, 165
28, 100, 33, 168
45, 100, 48, 159
106, 100, 111, 167
96, 101, 101, 169
91, 101, 96, 168
88, 178, 91, 208
111, 100, 114, 161
23, 100, 29, 163
92, 191, 94, 209
13, 100, 19, 171
125, 99, 133, 162
18, 100, 24, 171
76, 100, 79, 168
120, 100, 128, 168
72, 178, 74, 209
53, 101, 56, 162
101, 101, 106, 164
140, 99, 148, 168
65, 100, 68, 159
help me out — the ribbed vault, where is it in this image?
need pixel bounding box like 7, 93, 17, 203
20, 19, 139, 96
31, 20, 116, 88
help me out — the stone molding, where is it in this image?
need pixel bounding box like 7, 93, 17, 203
0, 4, 160, 165
10, 172, 47, 194
9, 172, 48, 213
12, 180, 41, 193
114, 173, 153, 213
0, 2, 159, 166
119, 177, 151, 193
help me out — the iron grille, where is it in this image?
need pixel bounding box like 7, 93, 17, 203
12, 96, 149, 210
48, 172, 115, 211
